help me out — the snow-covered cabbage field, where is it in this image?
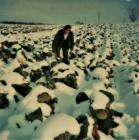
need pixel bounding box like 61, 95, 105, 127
0, 23, 139, 140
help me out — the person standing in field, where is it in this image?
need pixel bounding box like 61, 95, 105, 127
52, 25, 74, 64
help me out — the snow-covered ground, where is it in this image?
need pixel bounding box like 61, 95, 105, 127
0, 23, 139, 140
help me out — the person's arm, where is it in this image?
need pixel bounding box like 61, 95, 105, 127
52, 31, 60, 53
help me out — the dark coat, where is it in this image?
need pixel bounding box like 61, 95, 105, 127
52, 29, 74, 52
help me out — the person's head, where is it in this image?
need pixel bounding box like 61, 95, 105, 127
63, 25, 71, 34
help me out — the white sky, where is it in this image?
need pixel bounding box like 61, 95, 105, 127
0, 0, 138, 24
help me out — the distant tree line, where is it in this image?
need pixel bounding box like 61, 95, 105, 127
75, 7, 139, 24
0, 21, 46, 25
75, 21, 84, 25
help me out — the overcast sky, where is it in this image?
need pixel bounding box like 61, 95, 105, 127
0, 0, 138, 24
